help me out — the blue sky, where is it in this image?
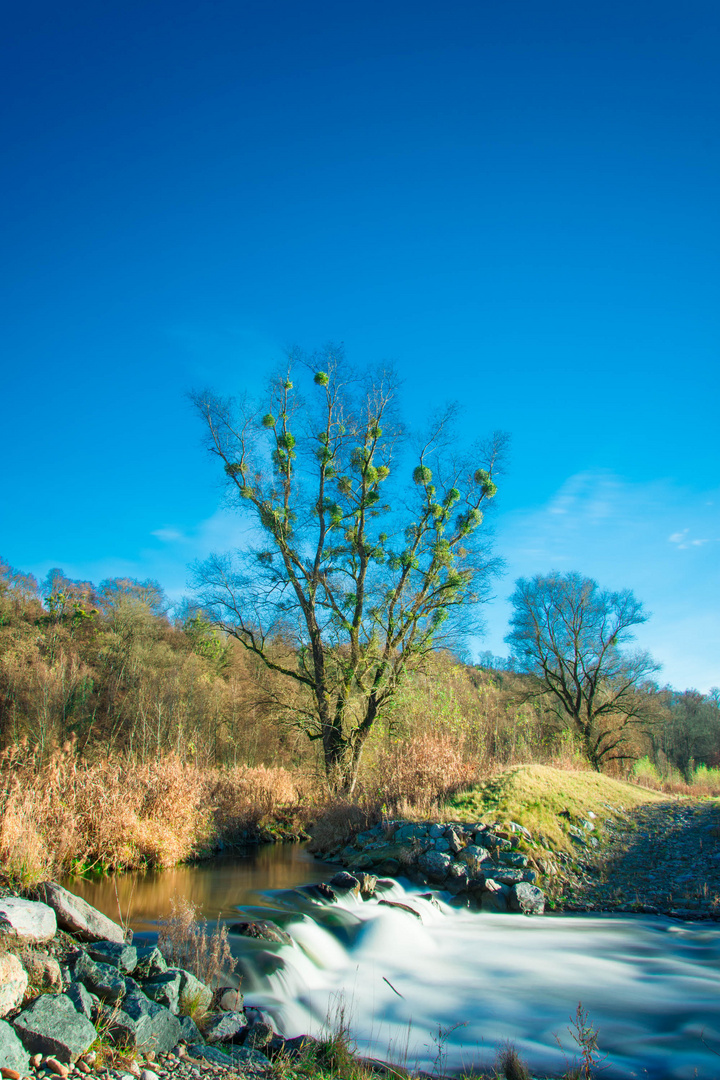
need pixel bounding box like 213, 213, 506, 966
2, 0, 718, 691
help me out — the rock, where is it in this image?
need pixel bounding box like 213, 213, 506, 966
458, 845, 490, 868
87, 942, 137, 973
133, 947, 167, 980
229, 922, 291, 945
0, 899, 56, 945
178, 970, 212, 1013
203, 1010, 248, 1043
314, 883, 336, 902
13, 994, 97, 1062
328, 872, 360, 894
38, 884, 124, 944
509, 883, 545, 916
21, 951, 62, 992
143, 970, 183, 1013
479, 880, 509, 913
417, 851, 452, 881
428, 824, 445, 838
65, 983, 94, 1020
218, 988, 244, 1012
394, 824, 428, 842
432, 838, 451, 853
243, 1021, 274, 1049
445, 828, 465, 854
496, 852, 528, 868
189, 1044, 269, 1070
106, 986, 181, 1053
139, 1071, 159, 1080
0, 955, 28, 1017
79, 960, 126, 1003
378, 901, 422, 920
493, 869, 536, 887
45, 1057, 69, 1077
177, 1015, 202, 1043
356, 873, 377, 898
0, 1020, 30, 1074
376, 858, 401, 876
509, 821, 532, 840
1, 1068, 21, 1080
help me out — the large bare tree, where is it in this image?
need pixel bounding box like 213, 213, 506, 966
191, 348, 505, 790
505, 571, 660, 770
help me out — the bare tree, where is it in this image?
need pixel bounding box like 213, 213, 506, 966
191, 347, 505, 791
505, 571, 660, 770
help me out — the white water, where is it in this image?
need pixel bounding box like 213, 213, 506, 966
230, 881, 720, 1080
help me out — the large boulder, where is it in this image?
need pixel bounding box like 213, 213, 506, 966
328, 872, 361, 895
0, 954, 28, 1017
479, 880, 510, 913
143, 970, 183, 1013
133, 946, 167, 979
0, 1018, 31, 1072
38, 883, 124, 944
78, 960, 126, 1003
417, 850, 452, 881
509, 882, 545, 916
106, 986, 181, 1053
0, 898, 56, 944
13, 994, 97, 1062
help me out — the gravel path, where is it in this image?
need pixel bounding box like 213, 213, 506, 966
564, 799, 720, 918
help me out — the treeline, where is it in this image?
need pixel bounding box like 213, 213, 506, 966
1, 558, 718, 783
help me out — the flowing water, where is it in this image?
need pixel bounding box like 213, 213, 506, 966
67, 846, 720, 1080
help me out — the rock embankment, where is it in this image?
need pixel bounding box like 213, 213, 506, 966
312, 819, 546, 915
0, 883, 314, 1078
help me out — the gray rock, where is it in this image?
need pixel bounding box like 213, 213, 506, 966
81, 960, 126, 1003
178, 969, 212, 1013
190, 1044, 270, 1070
445, 828, 465, 854
479, 880, 509, 913
13, 993, 97, 1062
509, 821, 532, 840
38, 883, 124, 944
496, 852, 528, 868
459, 844, 490, 867
218, 988, 245, 1012
0, 898, 56, 944
143, 970, 183, 1013
432, 838, 451, 853
244, 1020, 274, 1048
428, 824, 446, 838
177, 1014, 202, 1043
0, 953, 28, 1017
133, 946, 167, 979
417, 851, 452, 880
88, 941, 138, 973
509, 883, 545, 916
229, 921, 291, 945
329, 872, 361, 894
0, 1018, 31, 1072
203, 1010, 248, 1043
394, 824, 428, 842
65, 982, 95, 1020
107, 985, 181, 1052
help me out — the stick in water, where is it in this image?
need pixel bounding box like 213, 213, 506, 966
383, 976, 404, 998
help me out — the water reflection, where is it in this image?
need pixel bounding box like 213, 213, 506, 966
63, 844, 339, 932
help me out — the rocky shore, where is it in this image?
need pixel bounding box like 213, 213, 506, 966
0, 882, 311, 1079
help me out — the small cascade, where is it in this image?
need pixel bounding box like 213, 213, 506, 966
226, 879, 720, 1080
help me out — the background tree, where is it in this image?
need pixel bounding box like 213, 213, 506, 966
191, 347, 505, 791
505, 571, 660, 770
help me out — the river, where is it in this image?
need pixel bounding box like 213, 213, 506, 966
65, 845, 720, 1080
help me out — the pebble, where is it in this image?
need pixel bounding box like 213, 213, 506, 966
1, 1069, 22, 1080
140, 1071, 159, 1080
45, 1061, 69, 1079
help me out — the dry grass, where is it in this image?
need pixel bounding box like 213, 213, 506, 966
366, 732, 479, 815
631, 757, 720, 798
0, 740, 309, 886
157, 893, 237, 988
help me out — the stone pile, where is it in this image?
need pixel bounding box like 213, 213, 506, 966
318, 819, 546, 915
0, 884, 304, 1076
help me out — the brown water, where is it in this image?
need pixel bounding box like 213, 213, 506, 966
63, 844, 339, 933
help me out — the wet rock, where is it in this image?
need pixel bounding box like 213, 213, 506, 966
0, 1019, 30, 1073
87, 941, 137, 973
0, 899, 56, 945
13, 994, 97, 1062
509, 882, 545, 916
328, 872, 361, 894
0, 954, 28, 1017
356, 873, 377, 898
417, 851, 451, 881
378, 900, 422, 920
229, 921, 291, 945
38, 883, 124, 944
311, 883, 336, 903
